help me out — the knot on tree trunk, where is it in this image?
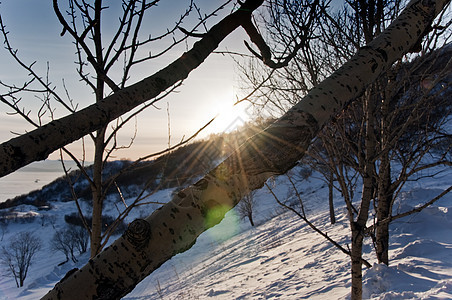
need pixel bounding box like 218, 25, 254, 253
125, 219, 151, 250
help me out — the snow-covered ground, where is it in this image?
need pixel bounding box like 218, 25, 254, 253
0, 167, 451, 299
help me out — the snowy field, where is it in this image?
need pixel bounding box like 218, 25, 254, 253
0, 167, 451, 299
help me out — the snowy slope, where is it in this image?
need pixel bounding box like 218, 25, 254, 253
0, 167, 451, 299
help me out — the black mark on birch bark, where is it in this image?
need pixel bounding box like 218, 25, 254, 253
125, 219, 151, 250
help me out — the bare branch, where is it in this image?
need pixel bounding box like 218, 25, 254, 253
367, 185, 452, 232
60, 149, 92, 236
178, 26, 206, 38
265, 182, 371, 268
0, 0, 265, 177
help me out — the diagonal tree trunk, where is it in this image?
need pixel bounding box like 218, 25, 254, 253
41, 1, 449, 299
0, 0, 265, 178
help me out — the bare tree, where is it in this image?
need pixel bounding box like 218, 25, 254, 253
51, 227, 85, 264
237, 190, 257, 226
318, 0, 451, 268
34, 1, 450, 298
51, 229, 72, 265
1, 232, 42, 288
0, 0, 240, 257
70, 226, 89, 255
241, 0, 451, 299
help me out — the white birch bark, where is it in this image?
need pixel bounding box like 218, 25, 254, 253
39, 0, 449, 299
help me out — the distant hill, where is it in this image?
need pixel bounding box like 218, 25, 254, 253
0, 118, 272, 210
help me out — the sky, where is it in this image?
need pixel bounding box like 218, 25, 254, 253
0, 0, 256, 161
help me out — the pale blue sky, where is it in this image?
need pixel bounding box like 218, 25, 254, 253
0, 0, 253, 161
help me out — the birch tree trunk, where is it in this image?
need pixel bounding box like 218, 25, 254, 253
40, 1, 449, 299
351, 91, 377, 300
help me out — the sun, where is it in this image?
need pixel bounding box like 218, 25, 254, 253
209, 97, 251, 134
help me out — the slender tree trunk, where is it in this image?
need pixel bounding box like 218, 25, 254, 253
351, 92, 377, 300
70, 248, 78, 263
87, 33, 108, 253
376, 155, 391, 264
328, 171, 336, 224
248, 212, 255, 226
19, 269, 25, 287
351, 176, 373, 300
350, 223, 365, 300
351, 177, 373, 300
89, 4, 107, 258
40, 1, 449, 298
90, 128, 106, 257
375, 88, 392, 265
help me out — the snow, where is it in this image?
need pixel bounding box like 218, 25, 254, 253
0, 167, 451, 299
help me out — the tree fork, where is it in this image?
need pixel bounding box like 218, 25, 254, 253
40, 1, 449, 298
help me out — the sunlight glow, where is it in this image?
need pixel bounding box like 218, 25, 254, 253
207, 92, 252, 135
